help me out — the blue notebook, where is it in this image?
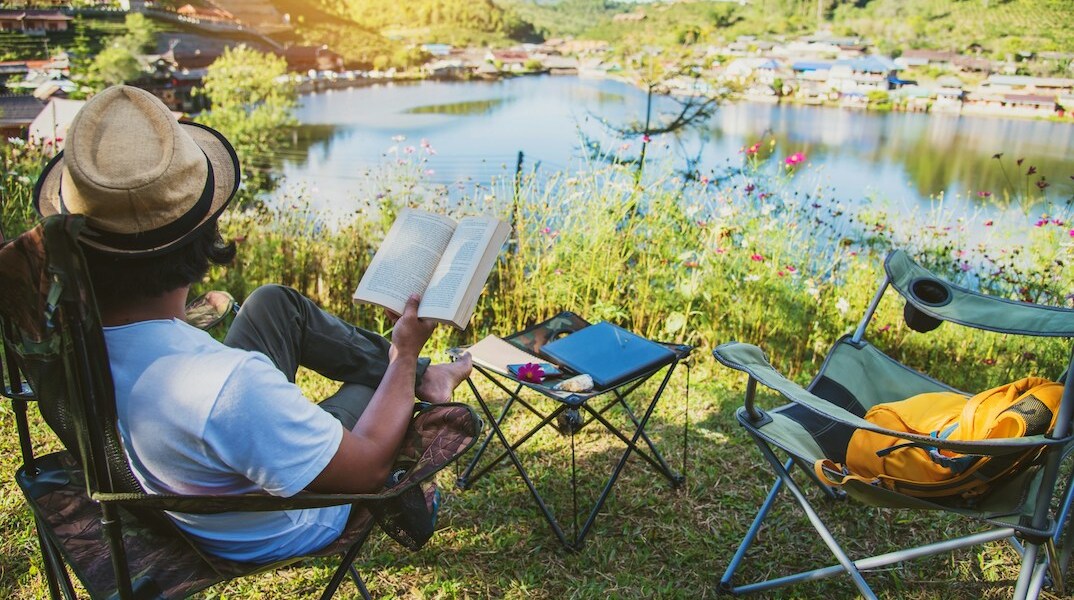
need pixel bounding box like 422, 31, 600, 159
539, 321, 676, 389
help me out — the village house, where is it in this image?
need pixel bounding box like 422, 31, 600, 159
0, 9, 72, 34
979, 74, 1074, 96
29, 96, 84, 151
424, 59, 470, 80
283, 45, 343, 73
486, 49, 531, 73
827, 55, 900, 92
0, 94, 44, 139
175, 4, 235, 22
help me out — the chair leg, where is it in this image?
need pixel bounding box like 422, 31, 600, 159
320, 520, 374, 600
751, 437, 879, 600
721, 459, 791, 592
1013, 542, 1044, 600
37, 526, 77, 600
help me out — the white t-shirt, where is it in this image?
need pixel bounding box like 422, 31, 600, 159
104, 319, 350, 564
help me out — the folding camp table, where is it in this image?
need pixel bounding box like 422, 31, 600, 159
450, 312, 692, 550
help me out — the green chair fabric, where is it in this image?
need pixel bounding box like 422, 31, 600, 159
715, 249, 1074, 599
0, 215, 482, 599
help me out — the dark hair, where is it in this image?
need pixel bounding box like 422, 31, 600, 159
82, 221, 236, 309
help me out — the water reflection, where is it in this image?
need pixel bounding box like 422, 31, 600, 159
272, 76, 1074, 217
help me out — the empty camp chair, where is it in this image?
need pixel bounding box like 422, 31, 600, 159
0, 215, 481, 599
713, 249, 1074, 599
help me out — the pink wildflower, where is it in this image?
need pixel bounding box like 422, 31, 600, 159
784, 152, 805, 167
744, 183, 755, 194
515, 363, 545, 383
746, 141, 761, 155
750, 253, 764, 262
977, 191, 992, 198
984, 220, 994, 226
642, 134, 651, 143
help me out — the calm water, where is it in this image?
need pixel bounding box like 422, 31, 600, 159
274, 75, 1074, 219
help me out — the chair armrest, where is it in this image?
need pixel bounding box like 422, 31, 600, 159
95, 403, 482, 513
712, 341, 1070, 456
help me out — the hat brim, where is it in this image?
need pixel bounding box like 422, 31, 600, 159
33, 121, 241, 257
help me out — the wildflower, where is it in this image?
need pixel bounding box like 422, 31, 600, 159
977, 191, 992, 198
404, 146, 415, 154
960, 262, 971, 272
700, 176, 711, 185
1035, 219, 1047, 227
420, 138, 431, 148
1017, 158, 1024, 166
984, 220, 994, 226
982, 358, 996, 366
715, 247, 726, 254
746, 141, 761, 155
745, 274, 761, 282
554, 269, 563, 275
642, 134, 651, 143
835, 297, 850, 315
1036, 178, 1049, 190
785, 265, 797, 273
784, 152, 805, 167
750, 253, 764, 262
424, 169, 436, 176
879, 324, 891, 332
744, 183, 755, 194
1027, 166, 1037, 175
1069, 229, 1074, 238
777, 270, 785, 277
992, 153, 1003, 159
515, 363, 546, 383
619, 142, 630, 151
391, 135, 406, 142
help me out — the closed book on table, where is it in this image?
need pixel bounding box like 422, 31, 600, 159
539, 321, 676, 389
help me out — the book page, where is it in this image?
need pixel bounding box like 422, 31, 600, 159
353, 209, 456, 314
465, 335, 544, 375
418, 216, 507, 325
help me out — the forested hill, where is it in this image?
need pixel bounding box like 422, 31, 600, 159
497, 0, 1074, 58
214, 0, 1072, 67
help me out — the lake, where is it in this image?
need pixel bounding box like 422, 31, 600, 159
273, 75, 1074, 220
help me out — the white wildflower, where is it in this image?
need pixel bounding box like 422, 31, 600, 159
835, 297, 850, 315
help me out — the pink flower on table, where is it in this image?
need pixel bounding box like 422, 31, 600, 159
784, 152, 805, 167
516, 363, 545, 383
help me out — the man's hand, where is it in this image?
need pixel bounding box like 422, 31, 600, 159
389, 294, 436, 361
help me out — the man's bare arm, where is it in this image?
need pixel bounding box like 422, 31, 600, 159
307, 295, 435, 493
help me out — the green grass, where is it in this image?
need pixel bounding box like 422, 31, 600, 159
3, 367, 1070, 598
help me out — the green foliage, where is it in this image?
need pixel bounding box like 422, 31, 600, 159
84, 13, 159, 89
0, 140, 45, 238
196, 46, 297, 204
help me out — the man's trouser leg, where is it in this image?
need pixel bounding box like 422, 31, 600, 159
223, 284, 428, 428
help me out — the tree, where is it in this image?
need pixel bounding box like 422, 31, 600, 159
89, 46, 142, 87
196, 46, 297, 204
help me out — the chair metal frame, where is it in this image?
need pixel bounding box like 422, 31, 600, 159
717, 251, 1074, 599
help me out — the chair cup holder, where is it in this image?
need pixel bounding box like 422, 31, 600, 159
903, 278, 951, 333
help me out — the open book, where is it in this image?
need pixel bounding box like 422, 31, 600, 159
353, 208, 511, 329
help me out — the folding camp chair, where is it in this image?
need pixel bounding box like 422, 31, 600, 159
0, 215, 482, 599
714, 249, 1074, 599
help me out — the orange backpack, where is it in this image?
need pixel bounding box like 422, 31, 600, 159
816, 377, 1063, 499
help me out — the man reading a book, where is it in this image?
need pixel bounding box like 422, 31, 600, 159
31, 85, 472, 563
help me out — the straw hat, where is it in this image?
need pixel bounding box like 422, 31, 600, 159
33, 85, 240, 256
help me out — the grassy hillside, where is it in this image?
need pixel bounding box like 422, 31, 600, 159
498, 0, 1074, 59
